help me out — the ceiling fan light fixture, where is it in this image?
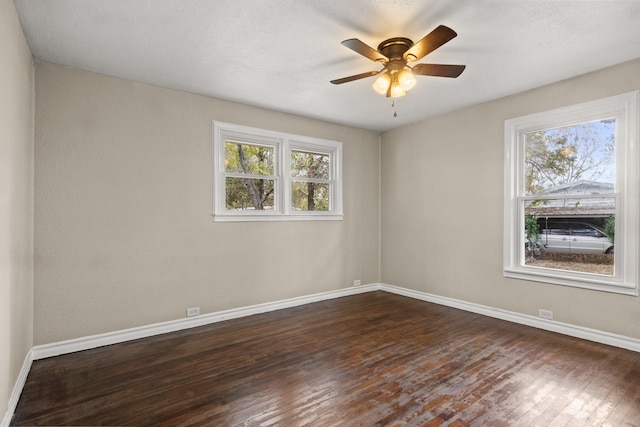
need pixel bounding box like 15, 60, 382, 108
373, 73, 391, 95
373, 68, 415, 98
387, 73, 407, 98
398, 69, 416, 91
388, 84, 406, 98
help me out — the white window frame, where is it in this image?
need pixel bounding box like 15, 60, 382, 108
213, 121, 343, 222
503, 91, 638, 295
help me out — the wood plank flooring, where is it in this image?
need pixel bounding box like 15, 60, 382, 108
11, 291, 640, 426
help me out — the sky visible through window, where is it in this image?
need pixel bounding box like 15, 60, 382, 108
525, 119, 615, 196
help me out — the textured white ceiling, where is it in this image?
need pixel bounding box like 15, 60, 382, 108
14, 0, 640, 132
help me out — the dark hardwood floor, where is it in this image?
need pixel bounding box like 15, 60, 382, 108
12, 291, 640, 426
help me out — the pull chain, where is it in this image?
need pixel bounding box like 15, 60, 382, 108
392, 99, 398, 117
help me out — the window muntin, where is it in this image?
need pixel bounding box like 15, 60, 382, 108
213, 122, 342, 221
504, 91, 638, 295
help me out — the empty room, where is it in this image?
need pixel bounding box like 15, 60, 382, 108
2, 0, 640, 425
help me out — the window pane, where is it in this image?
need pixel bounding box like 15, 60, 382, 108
524, 120, 615, 196
225, 177, 274, 210
291, 150, 329, 179
291, 181, 329, 211
225, 142, 274, 175
524, 199, 615, 276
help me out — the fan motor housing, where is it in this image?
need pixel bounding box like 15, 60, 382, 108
377, 37, 414, 60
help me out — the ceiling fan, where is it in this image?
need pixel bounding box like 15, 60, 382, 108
330, 25, 466, 98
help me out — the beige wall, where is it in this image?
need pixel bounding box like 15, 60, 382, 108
0, 0, 34, 418
29, 45, 640, 347
381, 58, 640, 339
34, 62, 380, 345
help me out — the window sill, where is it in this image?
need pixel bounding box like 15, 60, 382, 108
504, 267, 638, 296
212, 213, 344, 222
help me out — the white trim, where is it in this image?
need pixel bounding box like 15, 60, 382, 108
503, 91, 639, 294
211, 213, 344, 222
7, 282, 639, 424
31, 282, 640, 361
32, 284, 377, 360
379, 283, 640, 352
1, 350, 33, 427
212, 121, 343, 221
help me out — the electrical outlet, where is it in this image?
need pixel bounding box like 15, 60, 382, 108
186, 307, 200, 317
353, 279, 361, 286
538, 309, 554, 320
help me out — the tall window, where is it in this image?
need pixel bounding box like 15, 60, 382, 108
504, 91, 638, 295
213, 122, 343, 221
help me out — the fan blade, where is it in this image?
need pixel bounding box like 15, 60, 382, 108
341, 39, 388, 63
404, 25, 457, 62
330, 70, 381, 85
412, 64, 466, 78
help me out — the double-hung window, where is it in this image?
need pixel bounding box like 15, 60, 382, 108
213, 122, 343, 221
503, 91, 638, 295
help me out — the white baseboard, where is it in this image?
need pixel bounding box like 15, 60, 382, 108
32, 283, 378, 360
1, 349, 33, 427
31, 282, 640, 360
7, 282, 640, 425
379, 283, 640, 353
